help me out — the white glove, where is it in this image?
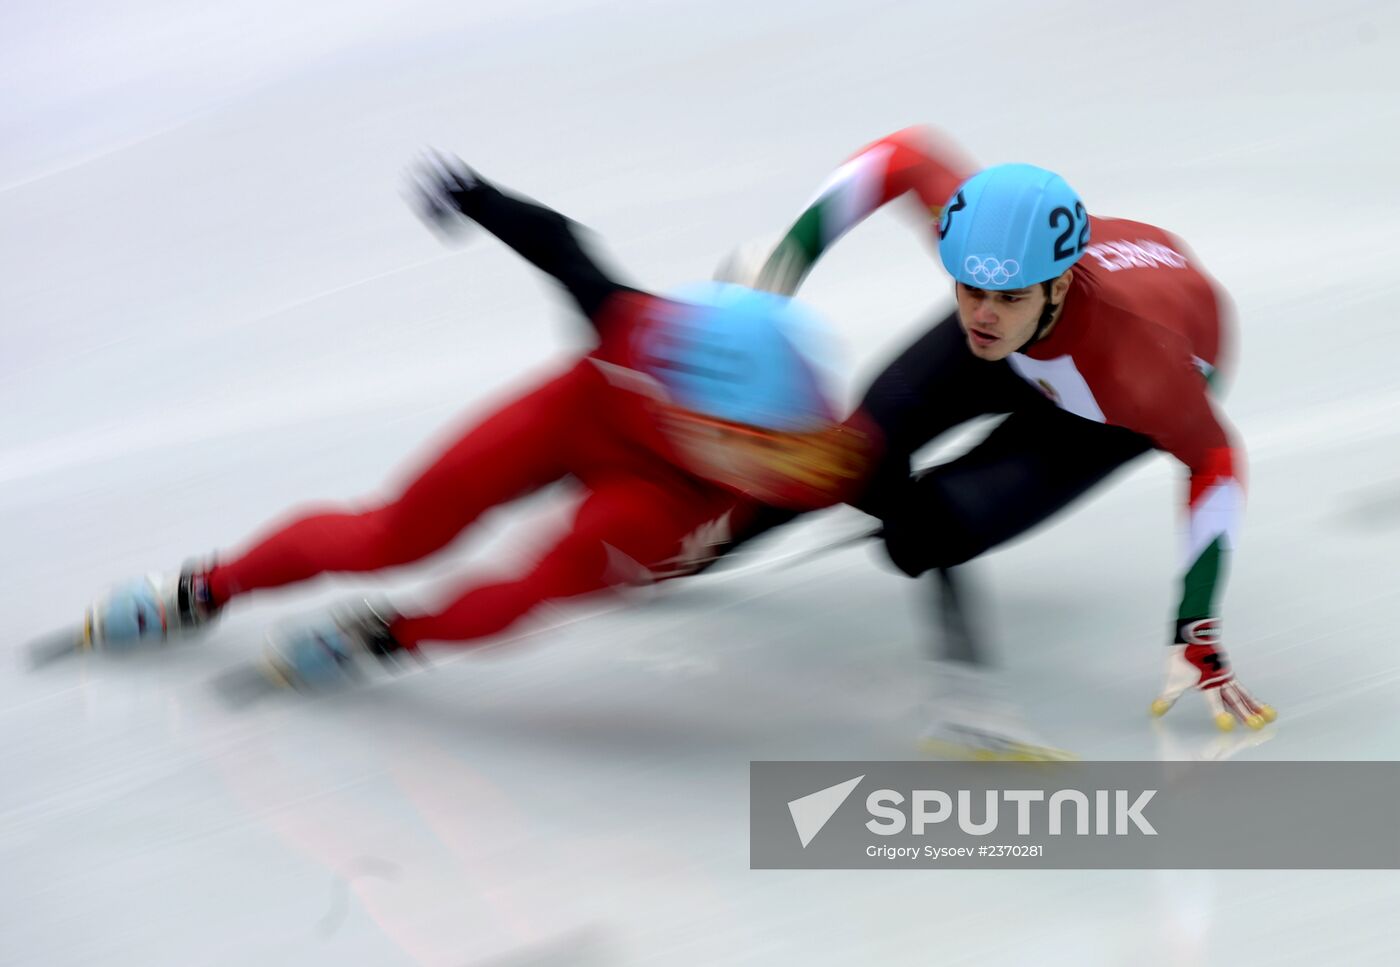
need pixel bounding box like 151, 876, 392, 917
713, 236, 806, 295
1151, 634, 1276, 731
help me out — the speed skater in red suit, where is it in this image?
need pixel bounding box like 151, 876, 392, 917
78, 154, 875, 691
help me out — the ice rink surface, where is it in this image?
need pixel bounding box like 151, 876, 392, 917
4, 1, 1400, 963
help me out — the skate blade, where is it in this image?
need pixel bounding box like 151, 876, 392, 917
23, 627, 88, 670
919, 735, 1078, 763
209, 661, 293, 708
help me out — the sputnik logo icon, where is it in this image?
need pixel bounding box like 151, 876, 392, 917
787, 775, 864, 848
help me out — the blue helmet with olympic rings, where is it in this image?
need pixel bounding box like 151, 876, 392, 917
937, 163, 1089, 290
636, 282, 838, 433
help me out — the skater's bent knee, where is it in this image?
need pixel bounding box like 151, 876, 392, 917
879, 500, 984, 578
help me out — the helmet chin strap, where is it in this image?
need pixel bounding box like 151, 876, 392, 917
1020, 280, 1062, 350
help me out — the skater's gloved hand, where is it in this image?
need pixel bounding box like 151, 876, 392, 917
1150, 620, 1277, 731
404, 150, 485, 239
713, 237, 805, 295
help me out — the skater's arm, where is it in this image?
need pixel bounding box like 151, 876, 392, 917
1131, 373, 1273, 728
1169, 426, 1244, 644
414, 155, 637, 326
453, 173, 637, 324
1122, 361, 1245, 643
758, 126, 977, 294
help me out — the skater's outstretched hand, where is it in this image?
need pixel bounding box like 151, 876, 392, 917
400, 151, 631, 322
404, 150, 483, 240
1150, 628, 1277, 731
713, 236, 807, 296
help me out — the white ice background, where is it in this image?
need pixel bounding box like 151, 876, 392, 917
3, 1, 1400, 963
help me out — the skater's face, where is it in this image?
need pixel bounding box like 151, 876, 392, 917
955, 270, 1073, 360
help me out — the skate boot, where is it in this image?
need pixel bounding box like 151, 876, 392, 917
918, 661, 1076, 762
261, 601, 415, 692
84, 564, 220, 652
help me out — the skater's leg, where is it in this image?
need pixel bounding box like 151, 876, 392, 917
390, 476, 731, 647
880, 406, 1155, 578
206, 364, 596, 604
929, 566, 986, 664
873, 409, 1153, 760
852, 311, 1046, 517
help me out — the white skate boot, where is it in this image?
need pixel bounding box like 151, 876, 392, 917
83, 564, 220, 652
918, 661, 1076, 762
261, 601, 415, 692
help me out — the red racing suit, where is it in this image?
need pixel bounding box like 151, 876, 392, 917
205, 176, 849, 647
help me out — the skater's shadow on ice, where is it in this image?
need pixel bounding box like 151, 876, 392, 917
1150, 720, 1277, 761
320, 649, 904, 761
33, 629, 240, 681
1339, 481, 1400, 530
341, 680, 764, 760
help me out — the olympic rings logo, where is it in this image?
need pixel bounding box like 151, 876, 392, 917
963, 255, 1020, 286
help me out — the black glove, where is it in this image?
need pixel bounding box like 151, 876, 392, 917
404, 150, 486, 237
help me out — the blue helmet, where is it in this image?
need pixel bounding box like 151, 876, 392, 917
937, 163, 1089, 290
637, 282, 838, 432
